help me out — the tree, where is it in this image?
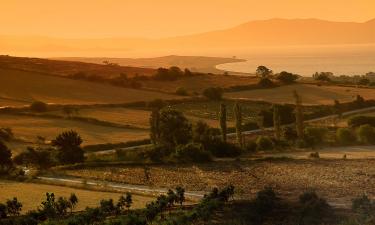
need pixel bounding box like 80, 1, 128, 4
30, 101, 48, 112
293, 90, 304, 139
158, 109, 192, 147
0, 203, 6, 219
6, 198, 22, 216
68, 193, 78, 213
357, 124, 375, 144
256, 66, 273, 78
219, 103, 227, 142
233, 102, 243, 147
273, 105, 281, 140
333, 100, 342, 118
313, 72, 332, 82
0, 141, 12, 173
175, 187, 185, 206
203, 87, 223, 100
175, 87, 188, 96
52, 130, 84, 164
256, 136, 274, 151
117, 193, 132, 212
336, 128, 356, 145
149, 109, 161, 145
192, 121, 212, 147
276, 71, 299, 83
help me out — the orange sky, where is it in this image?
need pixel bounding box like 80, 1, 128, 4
1, 0, 374, 38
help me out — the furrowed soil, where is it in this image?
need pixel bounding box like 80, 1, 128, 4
57, 159, 375, 206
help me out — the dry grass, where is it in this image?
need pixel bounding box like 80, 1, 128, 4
0, 114, 149, 146
58, 159, 375, 205
0, 68, 180, 107
226, 83, 375, 105
0, 55, 156, 78
142, 74, 259, 93
0, 180, 153, 213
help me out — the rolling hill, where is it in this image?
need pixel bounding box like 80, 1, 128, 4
1, 18, 374, 57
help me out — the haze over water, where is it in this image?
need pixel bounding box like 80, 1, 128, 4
217, 44, 375, 76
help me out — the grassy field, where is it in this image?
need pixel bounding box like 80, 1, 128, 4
225, 83, 375, 105
54, 55, 246, 74
141, 74, 259, 93
0, 114, 149, 146
0, 68, 180, 107
56, 158, 375, 206
0, 55, 156, 78
0, 180, 153, 213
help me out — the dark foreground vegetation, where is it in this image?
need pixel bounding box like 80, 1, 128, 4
0, 185, 374, 225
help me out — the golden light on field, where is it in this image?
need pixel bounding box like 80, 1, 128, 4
1, 0, 374, 38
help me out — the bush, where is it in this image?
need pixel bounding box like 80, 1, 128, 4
336, 128, 356, 145
352, 194, 374, 222
242, 122, 259, 131
175, 87, 188, 96
348, 115, 375, 128
202, 87, 223, 100
298, 191, 334, 225
357, 124, 375, 144
258, 78, 274, 88
30, 101, 48, 112
282, 126, 298, 141
0, 141, 12, 173
208, 140, 241, 158
175, 143, 212, 162
245, 141, 257, 152
276, 71, 299, 84
0, 128, 13, 142
256, 136, 274, 151
304, 127, 328, 148
309, 152, 320, 159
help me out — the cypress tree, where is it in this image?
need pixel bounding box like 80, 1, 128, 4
150, 109, 160, 145
219, 103, 227, 142
273, 104, 281, 140
234, 102, 243, 147
293, 90, 304, 139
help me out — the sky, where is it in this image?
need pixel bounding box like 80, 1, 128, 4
1, 0, 374, 38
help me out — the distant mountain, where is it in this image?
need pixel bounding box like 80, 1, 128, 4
1, 18, 374, 56
160, 18, 375, 48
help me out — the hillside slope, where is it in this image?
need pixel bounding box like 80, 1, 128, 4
0, 68, 180, 107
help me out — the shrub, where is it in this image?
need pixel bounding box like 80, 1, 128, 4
208, 140, 241, 157
202, 87, 223, 100
175, 143, 212, 163
282, 126, 298, 141
352, 194, 374, 222
242, 122, 259, 131
13, 147, 56, 169
309, 152, 320, 159
0, 128, 14, 142
276, 71, 299, 84
304, 127, 328, 147
258, 78, 274, 88
298, 191, 334, 225
336, 128, 356, 145
30, 101, 48, 112
0, 141, 12, 173
0, 203, 6, 218
348, 115, 375, 128
245, 141, 257, 152
256, 136, 274, 151
357, 124, 375, 144
175, 87, 188, 96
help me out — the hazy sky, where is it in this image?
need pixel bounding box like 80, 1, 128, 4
1, 0, 374, 38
